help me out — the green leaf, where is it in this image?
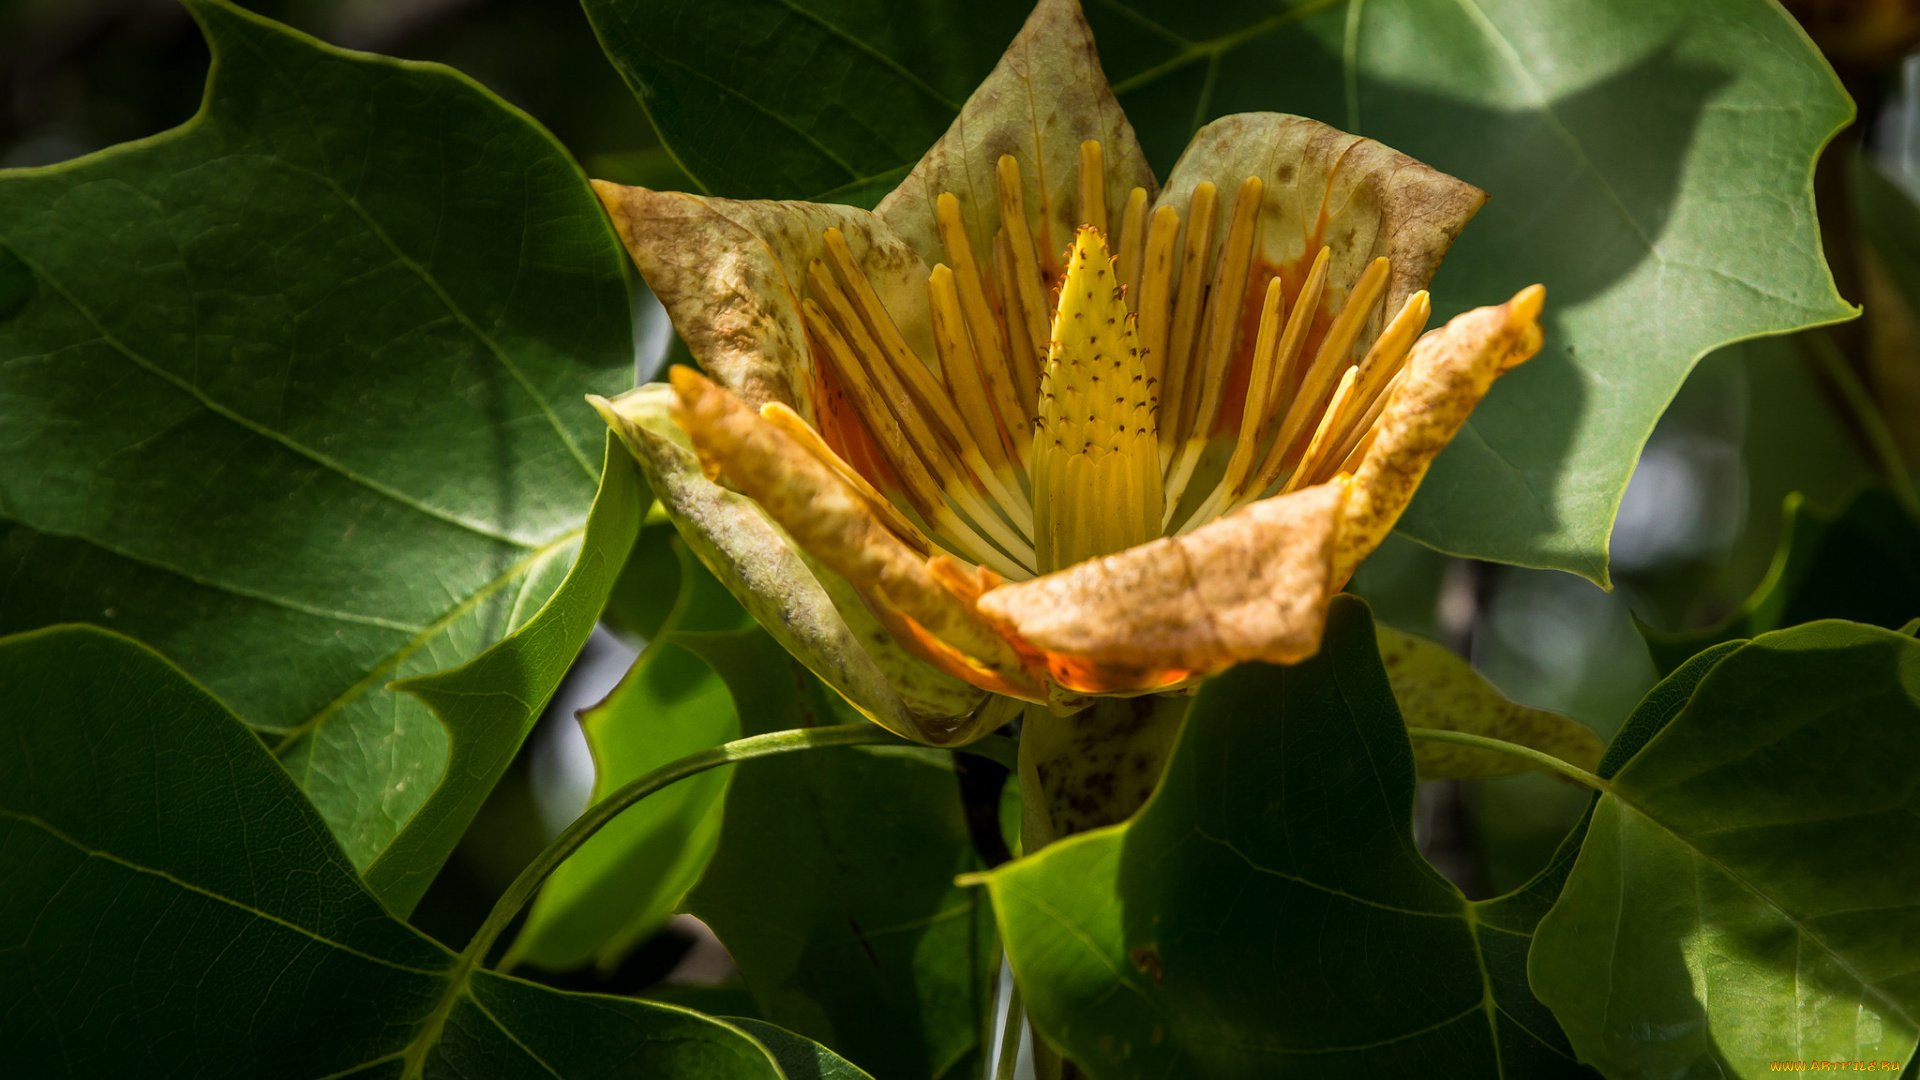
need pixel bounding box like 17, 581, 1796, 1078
581, 0, 1030, 202
380, 439, 647, 911
1639, 488, 1920, 675
1531, 622, 1920, 1077
0, 624, 817, 1078
681, 629, 999, 1080
1377, 622, 1603, 781
1092, 0, 1856, 581
724, 1019, 878, 1080
983, 598, 1591, 1076
0, 0, 634, 907
507, 538, 751, 973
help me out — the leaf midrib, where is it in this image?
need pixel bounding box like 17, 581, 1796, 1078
4, 245, 553, 551
271, 526, 582, 754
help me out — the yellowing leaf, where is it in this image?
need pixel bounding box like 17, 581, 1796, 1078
1376, 624, 1602, 780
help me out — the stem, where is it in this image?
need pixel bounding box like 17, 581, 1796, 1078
1403, 726, 1610, 793
992, 980, 1025, 1080
462, 722, 905, 968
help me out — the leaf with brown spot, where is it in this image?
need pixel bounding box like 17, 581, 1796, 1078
1376, 624, 1602, 781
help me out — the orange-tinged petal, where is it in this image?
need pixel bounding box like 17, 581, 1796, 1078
1332, 285, 1546, 586
592, 183, 931, 417
977, 479, 1350, 674
668, 367, 1046, 714
590, 384, 988, 739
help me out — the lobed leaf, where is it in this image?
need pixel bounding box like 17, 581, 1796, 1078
681, 629, 1000, 1080
0, 625, 850, 1078
0, 0, 635, 910
1531, 622, 1920, 1077
982, 598, 1590, 1076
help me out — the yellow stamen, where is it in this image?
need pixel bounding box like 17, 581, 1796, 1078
1322, 364, 1405, 486
1032, 228, 1161, 574
760, 401, 931, 555
1286, 364, 1359, 493
1158, 181, 1218, 472
930, 263, 1027, 480
1115, 186, 1149, 300
1164, 176, 1264, 522
1183, 275, 1287, 530
995, 155, 1051, 390
1253, 254, 1391, 495
1078, 140, 1107, 237
819, 230, 1031, 532
1310, 291, 1430, 484
994, 228, 1045, 456
936, 192, 1025, 429
1136, 204, 1181, 386
802, 294, 1032, 578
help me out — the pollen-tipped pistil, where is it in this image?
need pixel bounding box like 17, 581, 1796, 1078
1032, 228, 1161, 574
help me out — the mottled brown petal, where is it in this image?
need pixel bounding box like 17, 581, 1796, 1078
1333, 285, 1546, 585
667, 368, 1047, 717
589, 384, 989, 742
977, 480, 1349, 673
1377, 624, 1603, 781
592, 182, 931, 417
875, 0, 1155, 269
1158, 113, 1486, 354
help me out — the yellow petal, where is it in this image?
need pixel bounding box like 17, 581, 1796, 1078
1333, 285, 1546, 585
590, 384, 989, 742
976, 480, 1349, 680
667, 367, 1047, 718
875, 0, 1156, 275
591, 183, 932, 418
1378, 624, 1603, 781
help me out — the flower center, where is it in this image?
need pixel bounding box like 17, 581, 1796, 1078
1032, 228, 1161, 574
798, 141, 1432, 582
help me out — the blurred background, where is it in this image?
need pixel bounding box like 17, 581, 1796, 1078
5, 0, 1916, 996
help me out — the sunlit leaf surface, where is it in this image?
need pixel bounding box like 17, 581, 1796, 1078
0, 0, 635, 909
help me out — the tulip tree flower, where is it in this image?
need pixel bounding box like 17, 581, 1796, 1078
590, 0, 1542, 838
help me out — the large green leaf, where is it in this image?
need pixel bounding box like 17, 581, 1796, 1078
507, 538, 751, 973
596, 0, 1853, 580
0, 0, 634, 907
1091, 0, 1855, 581
0, 624, 841, 1078
1639, 488, 1920, 674
682, 629, 999, 1080
581, 0, 1030, 203
982, 598, 1592, 1077
1531, 622, 1920, 1078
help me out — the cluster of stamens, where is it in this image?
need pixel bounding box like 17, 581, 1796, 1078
798, 140, 1431, 582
